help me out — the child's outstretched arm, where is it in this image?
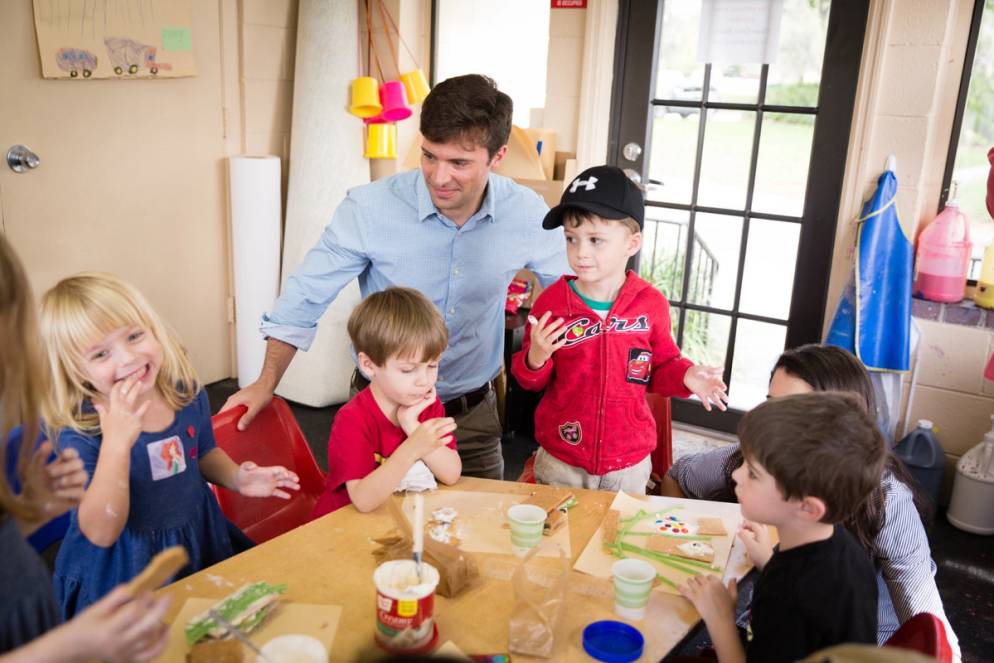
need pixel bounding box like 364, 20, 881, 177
78, 372, 150, 547
679, 576, 745, 663
346, 417, 457, 513
683, 365, 729, 412
198, 448, 300, 499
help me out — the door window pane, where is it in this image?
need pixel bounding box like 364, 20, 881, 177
682, 310, 731, 371
765, 0, 831, 108
697, 111, 757, 209
712, 63, 762, 105
670, 305, 682, 346
688, 213, 743, 311
647, 110, 701, 204
641, 207, 691, 302
739, 219, 800, 320
655, 0, 705, 100
728, 320, 787, 410
752, 112, 815, 216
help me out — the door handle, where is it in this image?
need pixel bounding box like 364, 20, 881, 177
6, 145, 41, 173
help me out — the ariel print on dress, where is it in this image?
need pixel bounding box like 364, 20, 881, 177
147, 435, 187, 480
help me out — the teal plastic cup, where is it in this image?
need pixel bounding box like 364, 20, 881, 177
507, 503, 547, 556
611, 558, 656, 620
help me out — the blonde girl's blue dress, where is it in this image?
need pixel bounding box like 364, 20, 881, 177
53, 390, 253, 619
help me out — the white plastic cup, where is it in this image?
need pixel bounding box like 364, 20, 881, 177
258, 634, 328, 663
611, 558, 656, 620
507, 503, 547, 557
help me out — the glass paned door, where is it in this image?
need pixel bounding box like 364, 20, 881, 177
609, 0, 868, 432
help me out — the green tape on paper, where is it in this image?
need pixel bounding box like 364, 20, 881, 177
161, 27, 192, 51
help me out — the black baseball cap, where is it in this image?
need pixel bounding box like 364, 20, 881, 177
542, 165, 645, 230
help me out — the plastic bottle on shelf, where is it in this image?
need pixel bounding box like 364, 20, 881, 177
974, 243, 994, 309
913, 186, 972, 303
893, 420, 945, 509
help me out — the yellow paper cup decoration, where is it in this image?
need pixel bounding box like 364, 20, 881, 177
349, 76, 382, 118
400, 69, 431, 105
365, 122, 397, 160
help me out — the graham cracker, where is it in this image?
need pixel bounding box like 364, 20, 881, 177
696, 517, 727, 536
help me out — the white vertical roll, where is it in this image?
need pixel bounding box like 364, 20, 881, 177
229, 156, 282, 388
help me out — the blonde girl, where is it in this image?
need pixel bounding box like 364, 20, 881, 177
1, 235, 171, 661
41, 273, 299, 619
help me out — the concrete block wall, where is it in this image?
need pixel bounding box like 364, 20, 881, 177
821, 0, 983, 503
239, 0, 297, 195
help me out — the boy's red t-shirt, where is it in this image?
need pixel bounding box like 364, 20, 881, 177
311, 386, 450, 517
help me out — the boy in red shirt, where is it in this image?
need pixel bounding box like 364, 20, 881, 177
312, 287, 461, 515
511, 165, 727, 493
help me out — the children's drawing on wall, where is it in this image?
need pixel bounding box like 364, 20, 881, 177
33, 0, 195, 80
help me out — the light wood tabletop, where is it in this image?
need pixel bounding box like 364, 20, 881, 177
159, 477, 751, 662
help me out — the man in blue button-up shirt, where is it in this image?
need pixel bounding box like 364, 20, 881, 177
222, 74, 568, 480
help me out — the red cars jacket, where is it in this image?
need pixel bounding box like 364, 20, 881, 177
511, 272, 693, 475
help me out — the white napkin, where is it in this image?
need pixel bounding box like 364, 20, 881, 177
395, 460, 438, 492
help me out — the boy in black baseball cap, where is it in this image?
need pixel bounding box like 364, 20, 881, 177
511, 165, 728, 492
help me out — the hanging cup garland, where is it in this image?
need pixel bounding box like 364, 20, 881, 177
350, 0, 430, 159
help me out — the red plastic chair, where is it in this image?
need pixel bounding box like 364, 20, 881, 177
210, 396, 326, 544
515, 394, 673, 484
883, 613, 953, 662
647, 394, 673, 479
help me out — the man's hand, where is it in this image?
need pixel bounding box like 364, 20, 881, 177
220, 379, 275, 432
526, 311, 568, 370
396, 388, 438, 436
738, 520, 774, 571
683, 365, 729, 412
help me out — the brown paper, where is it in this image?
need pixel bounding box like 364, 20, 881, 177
371, 498, 480, 598
401, 490, 572, 558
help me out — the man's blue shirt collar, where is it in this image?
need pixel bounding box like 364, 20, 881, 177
416, 170, 497, 225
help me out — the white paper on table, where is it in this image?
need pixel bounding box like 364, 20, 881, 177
697, 0, 784, 65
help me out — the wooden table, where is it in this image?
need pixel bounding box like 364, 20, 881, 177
159, 478, 751, 662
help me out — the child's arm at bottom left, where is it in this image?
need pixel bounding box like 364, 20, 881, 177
199, 448, 300, 499
679, 576, 745, 663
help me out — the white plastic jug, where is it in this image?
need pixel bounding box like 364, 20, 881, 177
947, 415, 994, 535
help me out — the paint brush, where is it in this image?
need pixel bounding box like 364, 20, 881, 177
413, 491, 424, 582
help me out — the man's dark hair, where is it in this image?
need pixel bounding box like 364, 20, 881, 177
737, 392, 886, 524
420, 74, 512, 159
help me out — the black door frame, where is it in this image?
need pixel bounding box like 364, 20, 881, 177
609, 0, 869, 433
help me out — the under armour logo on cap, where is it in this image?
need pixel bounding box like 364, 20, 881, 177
569, 176, 598, 193
542, 165, 645, 230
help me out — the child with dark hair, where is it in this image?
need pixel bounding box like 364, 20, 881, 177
663, 344, 959, 655
680, 392, 885, 663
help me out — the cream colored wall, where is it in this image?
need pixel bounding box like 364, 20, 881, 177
542, 7, 587, 152
824, 0, 983, 501
238, 0, 297, 188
